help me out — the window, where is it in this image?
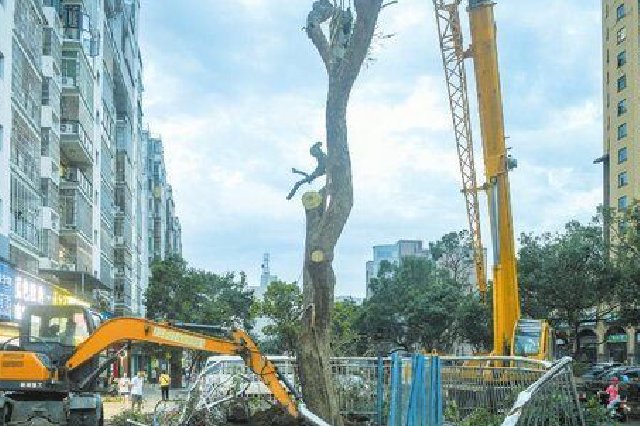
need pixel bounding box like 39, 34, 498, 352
618, 74, 627, 91
618, 99, 628, 116
0, 51, 4, 79
618, 147, 628, 163
617, 50, 627, 67
619, 195, 628, 210
0, 198, 3, 226
617, 3, 626, 20
617, 27, 627, 43
618, 171, 629, 187
618, 123, 628, 140
0, 124, 3, 152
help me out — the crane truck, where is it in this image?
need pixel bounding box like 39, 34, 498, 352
0, 304, 300, 426
433, 0, 555, 360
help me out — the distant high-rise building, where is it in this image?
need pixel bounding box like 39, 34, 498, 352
143, 131, 182, 267
254, 253, 277, 299
252, 253, 279, 341
365, 240, 427, 298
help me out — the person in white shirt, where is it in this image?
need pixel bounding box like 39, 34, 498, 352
118, 373, 131, 406
130, 371, 145, 412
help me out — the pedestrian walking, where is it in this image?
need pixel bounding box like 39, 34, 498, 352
150, 368, 157, 387
130, 370, 145, 412
118, 373, 131, 406
159, 370, 171, 401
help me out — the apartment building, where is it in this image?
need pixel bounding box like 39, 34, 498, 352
602, 1, 638, 214
576, 0, 640, 364
143, 131, 182, 265
0, 0, 180, 335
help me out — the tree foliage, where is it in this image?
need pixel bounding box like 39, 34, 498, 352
360, 255, 490, 353
145, 255, 255, 329
518, 219, 616, 353
608, 204, 640, 324
429, 230, 475, 288
252, 280, 302, 354
331, 299, 363, 356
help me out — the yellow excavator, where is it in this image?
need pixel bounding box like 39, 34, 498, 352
0, 304, 301, 426
432, 0, 555, 360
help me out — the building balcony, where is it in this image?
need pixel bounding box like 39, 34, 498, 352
60, 120, 93, 165
114, 266, 132, 280
61, 75, 78, 91
59, 190, 93, 245
63, 27, 83, 45
60, 167, 93, 202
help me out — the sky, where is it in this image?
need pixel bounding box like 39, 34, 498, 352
139, 1, 602, 297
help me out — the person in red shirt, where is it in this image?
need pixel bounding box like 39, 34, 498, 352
606, 377, 620, 409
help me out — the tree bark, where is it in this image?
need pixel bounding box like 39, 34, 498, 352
297, 1, 383, 424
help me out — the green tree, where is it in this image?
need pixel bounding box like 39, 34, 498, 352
360, 257, 464, 352
253, 281, 302, 354
595, 203, 640, 326
518, 220, 616, 355
331, 299, 363, 356
145, 256, 254, 329
429, 230, 475, 288
455, 292, 491, 353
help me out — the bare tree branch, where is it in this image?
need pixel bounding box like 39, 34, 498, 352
306, 0, 336, 72
338, 0, 384, 86
306, 25, 332, 71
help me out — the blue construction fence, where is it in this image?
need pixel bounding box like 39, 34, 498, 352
376, 353, 443, 426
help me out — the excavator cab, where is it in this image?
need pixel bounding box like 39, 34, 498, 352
18, 305, 98, 368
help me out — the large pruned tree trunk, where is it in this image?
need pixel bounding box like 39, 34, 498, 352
298, 1, 383, 424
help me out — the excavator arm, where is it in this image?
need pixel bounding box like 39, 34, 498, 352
65, 317, 298, 417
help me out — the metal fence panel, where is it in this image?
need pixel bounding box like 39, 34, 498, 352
440, 356, 549, 422
502, 357, 585, 426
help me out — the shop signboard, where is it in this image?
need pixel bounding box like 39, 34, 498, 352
0, 262, 15, 321
13, 273, 52, 320
607, 334, 628, 343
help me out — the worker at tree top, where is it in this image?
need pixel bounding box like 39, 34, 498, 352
159, 370, 171, 401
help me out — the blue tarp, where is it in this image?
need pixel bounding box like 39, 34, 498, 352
386, 354, 442, 426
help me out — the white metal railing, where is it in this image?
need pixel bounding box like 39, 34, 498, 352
501, 357, 585, 426
440, 356, 550, 423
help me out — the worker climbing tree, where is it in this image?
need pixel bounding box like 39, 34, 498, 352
287, 142, 326, 200
292, 0, 385, 424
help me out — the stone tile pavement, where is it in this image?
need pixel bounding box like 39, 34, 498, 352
104, 386, 187, 420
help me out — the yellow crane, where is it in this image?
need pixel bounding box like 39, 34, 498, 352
432, 0, 554, 359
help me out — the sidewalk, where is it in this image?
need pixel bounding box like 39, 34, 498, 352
103, 386, 187, 420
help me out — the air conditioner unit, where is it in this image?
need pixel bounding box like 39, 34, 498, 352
116, 236, 124, 245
